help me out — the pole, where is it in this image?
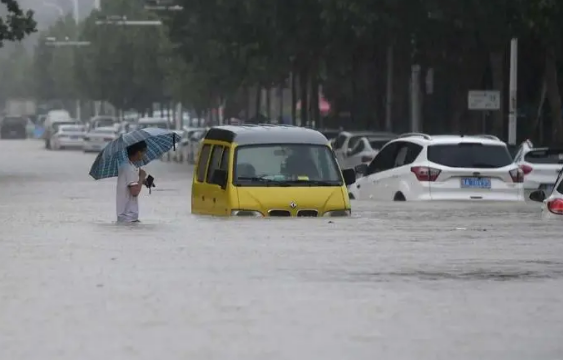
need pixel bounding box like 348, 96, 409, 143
410, 64, 421, 132
508, 38, 518, 145
70, 0, 81, 121
385, 45, 393, 132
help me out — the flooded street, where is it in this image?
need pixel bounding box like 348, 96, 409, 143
1, 140, 562, 360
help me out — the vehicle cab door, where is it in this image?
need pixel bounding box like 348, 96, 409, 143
192, 144, 212, 214
206, 145, 231, 215
357, 142, 399, 200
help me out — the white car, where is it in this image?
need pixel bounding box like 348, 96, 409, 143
83, 126, 118, 153
183, 128, 208, 164
348, 133, 524, 201
514, 140, 563, 193
51, 124, 86, 150
345, 135, 396, 169
332, 131, 396, 167
528, 168, 563, 219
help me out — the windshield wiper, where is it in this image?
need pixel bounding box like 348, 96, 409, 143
236, 176, 290, 186
276, 179, 340, 186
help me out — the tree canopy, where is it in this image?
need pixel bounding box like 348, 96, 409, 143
3, 0, 563, 142
0, 0, 36, 47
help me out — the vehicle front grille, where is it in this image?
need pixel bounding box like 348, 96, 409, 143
297, 210, 318, 217
268, 210, 291, 217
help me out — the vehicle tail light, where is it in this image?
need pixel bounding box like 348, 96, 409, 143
547, 199, 563, 214
361, 155, 373, 163
509, 168, 524, 183
519, 164, 533, 175
411, 166, 441, 181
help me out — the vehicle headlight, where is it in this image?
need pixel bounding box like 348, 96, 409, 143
231, 210, 263, 217
323, 209, 351, 217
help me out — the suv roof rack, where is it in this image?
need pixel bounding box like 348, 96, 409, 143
473, 134, 501, 141
398, 132, 432, 140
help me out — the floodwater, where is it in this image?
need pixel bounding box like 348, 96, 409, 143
0, 140, 562, 360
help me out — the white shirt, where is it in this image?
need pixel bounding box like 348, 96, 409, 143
116, 162, 140, 222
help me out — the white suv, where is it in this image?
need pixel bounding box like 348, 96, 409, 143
348, 133, 524, 201
513, 140, 563, 193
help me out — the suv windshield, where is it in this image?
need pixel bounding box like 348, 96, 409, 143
428, 143, 513, 168
234, 144, 343, 186
524, 149, 563, 164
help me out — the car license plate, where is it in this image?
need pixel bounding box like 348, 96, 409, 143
461, 177, 491, 189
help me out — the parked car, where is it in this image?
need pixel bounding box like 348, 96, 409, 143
86, 116, 117, 131
332, 131, 397, 166
348, 133, 524, 201
528, 167, 563, 219
513, 139, 563, 194
343, 134, 397, 170
51, 124, 86, 150
183, 128, 208, 164
83, 126, 119, 153
0, 116, 28, 139
137, 117, 170, 130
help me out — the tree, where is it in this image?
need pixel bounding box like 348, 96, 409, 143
0, 0, 36, 47
76, 0, 169, 112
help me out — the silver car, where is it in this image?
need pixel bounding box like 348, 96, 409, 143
83, 126, 118, 153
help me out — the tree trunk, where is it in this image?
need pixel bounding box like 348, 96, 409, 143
255, 86, 261, 119
490, 50, 505, 137
266, 87, 271, 121
291, 72, 297, 125
545, 47, 562, 143
310, 75, 320, 128
299, 68, 308, 126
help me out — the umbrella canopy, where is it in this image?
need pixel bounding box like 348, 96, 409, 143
89, 127, 180, 180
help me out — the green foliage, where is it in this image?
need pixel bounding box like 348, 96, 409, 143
0, 0, 36, 47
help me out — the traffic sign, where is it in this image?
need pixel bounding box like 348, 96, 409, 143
468, 90, 500, 110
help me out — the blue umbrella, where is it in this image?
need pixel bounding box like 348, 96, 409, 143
89, 127, 180, 180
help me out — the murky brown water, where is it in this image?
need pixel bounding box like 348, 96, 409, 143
1, 140, 562, 360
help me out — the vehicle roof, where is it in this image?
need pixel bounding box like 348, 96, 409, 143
139, 117, 168, 123
341, 130, 396, 137
397, 134, 506, 146
91, 126, 117, 132
59, 124, 84, 129
205, 124, 329, 145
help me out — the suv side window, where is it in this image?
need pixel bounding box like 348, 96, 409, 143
206, 145, 224, 182
349, 139, 365, 156
366, 142, 399, 175
196, 144, 212, 182
394, 141, 423, 167
333, 134, 347, 149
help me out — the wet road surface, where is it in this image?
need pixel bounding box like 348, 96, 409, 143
1, 140, 562, 360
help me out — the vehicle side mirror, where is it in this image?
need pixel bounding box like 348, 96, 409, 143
342, 168, 356, 186
354, 163, 368, 176
529, 190, 546, 202
210, 169, 228, 189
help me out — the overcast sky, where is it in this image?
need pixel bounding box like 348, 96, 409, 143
20, 0, 97, 30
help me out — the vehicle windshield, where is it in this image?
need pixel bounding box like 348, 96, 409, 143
94, 129, 116, 135
234, 144, 343, 186
428, 143, 513, 168
52, 122, 76, 131
139, 122, 169, 130
93, 118, 115, 128
60, 125, 84, 132
524, 149, 563, 164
